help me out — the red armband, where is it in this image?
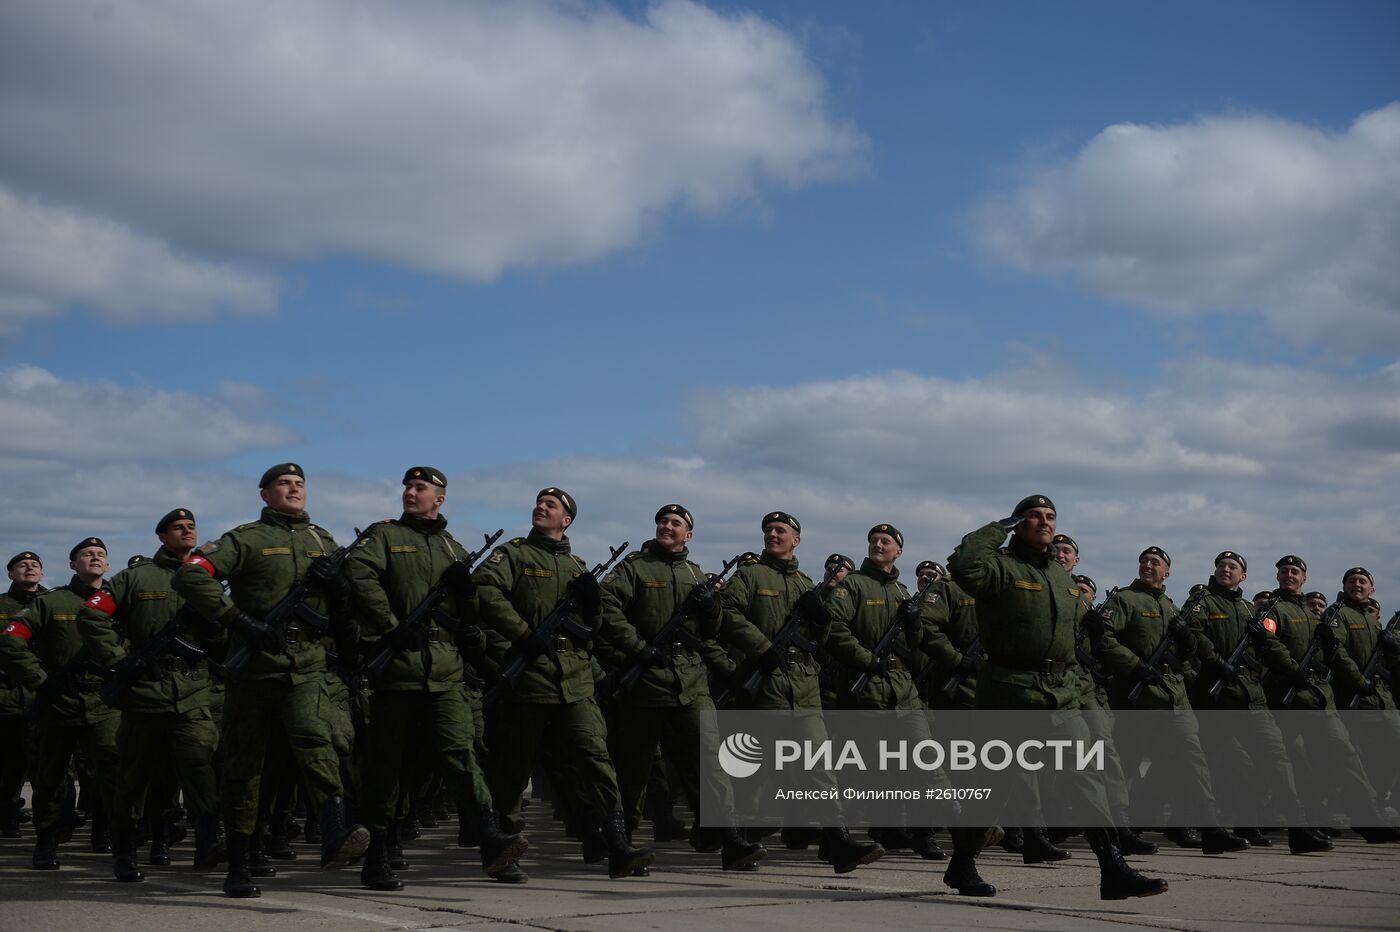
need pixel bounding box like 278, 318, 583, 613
85, 590, 117, 616
1261, 617, 1277, 635
185, 553, 218, 576
1, 621, 33, 642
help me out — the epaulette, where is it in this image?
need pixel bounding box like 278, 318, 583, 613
235, 521, 262, 531
126, 555, 151, 567
510, 537, 526, 546
740, 554, 762, 566
996, 546, 1011, 555
624, 551, 644, 563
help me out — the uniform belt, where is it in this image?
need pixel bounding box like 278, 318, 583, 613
425, 627, 447, 644
158, 655, 196, 675
284, 622, 301, 646
997, 659, 1068, 676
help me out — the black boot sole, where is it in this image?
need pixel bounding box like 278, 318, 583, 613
1101, 880, 1169, 900
833, 845, 884, 874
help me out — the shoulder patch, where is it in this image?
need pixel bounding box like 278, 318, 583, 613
602, 571, 618, 585
488, 549, 507, 565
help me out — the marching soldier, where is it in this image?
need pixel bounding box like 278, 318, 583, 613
1327, 568, 1400, 810
0, 538, 120, 870
597, 504, 763, 872
76, 509, 227, 880
1187, 551, 1332, 854
717, 511, 883, 872
346, 466, 526, 890
170, 463, 369, 897
946, 495, 1167, 900
1, 551, 45, 837
1262, 555, 1398, 841
471, 487, 652, 882
1096, 547, 1248, 854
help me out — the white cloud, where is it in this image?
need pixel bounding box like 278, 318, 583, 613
0, 187, 278, 331
0, 0, 865, 296
973, 104, 1400, 350
0, 365, 296, 463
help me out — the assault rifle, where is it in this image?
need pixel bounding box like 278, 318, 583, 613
219, 525, 376, 680
24, 647, 107, 720
1127, 587, 1208, 706
938, 634, 980, 701
736, 560, 839, 698
488, 540, 629, 700
1074, 587, 1119, 689
1282, 600, 1342, 709
1349, 609, 1400, 710
1205, 595, 1278, 702
360, 529, 504, 678
851, 571, 940, 698
598, 551, 751, 701
98, 604, 209, 706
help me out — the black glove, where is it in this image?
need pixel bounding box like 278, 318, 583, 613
955, 653, 978, 676
1356, 677, 1376, 697
997, 514, 1026, 531
1081, 608, 1107, 640
386, 621, 424, 653
758, 647, 784, 674
568, 574, 602, 615
1132, 662, 1161, 685
112, 653, 158, 683
306, 555, 350, 599
686, 582, 721, 621
229, 612, 286, 654
442, 561, 477, 600
1379, 630, 1400, 658
1315, 620, 1340, 648
865, 656, 884, 677
1248, 621, 1270, 652
454, 624, 485, 654
635, 643, 666, 667
796, 589, 830, 628
1205, 657, 1238, 685
1292, 668, 1314, 692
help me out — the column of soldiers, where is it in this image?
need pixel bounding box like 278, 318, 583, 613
3, 468, 1398, 903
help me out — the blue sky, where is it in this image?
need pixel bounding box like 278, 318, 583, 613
2, 0, 1398, 601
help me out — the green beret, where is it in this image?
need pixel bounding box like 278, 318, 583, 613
259, 462, 304, 488
537, 487, 576, 518
916, 560, 944, 576
1139, 546, 1171, 567
1052, 534, 1078, 553
1304, 591, 1326, 602
1343, 566, 1373, 584
1073, 574, 1096, 593
1214, 551, 1247, 573
1189, 583, 1207, 597
1275, 555, 1307, 573
654, 504, 693, 529
762, 511, 801, 534
6, 551, 41, 571
868, 524, 904, 548
1253, 591, 1275, 602
69, 537, 106, 561
403, 466, 447, 488
156, 508, 195, 534
824, 553, 855, 572
1013, 494, 1056, 516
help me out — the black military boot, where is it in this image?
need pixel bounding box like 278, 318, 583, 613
360, 830, 404, 891
266, 811, 296, 860
1117, 825, 1158, 855
477, 809, 529, 876
387, 820, 409, 870
193, 815, 227, 870
601, 812, 654, 879
148, 811, 171, 865
90, 809, 111, 854
458, 811, 479, 849
818, 826, 884, 874
489, 859, 529, 883
582, 819, 611, 863
721, 827, 766, 871
318, 796, 370, 869
689, 824, 724, 853
1236, 826, 1270, 847
1288, 827, 1333, 854
1022, 826, 1071, 864
998, 825, 1024, 853
1354, 825, 1400, 843
112, 825, 145, 883
1200, 826, 1250, 855
1162, 827, 1201, 848
868, 826, 912, 851
223, 832, 261, 898
943, 852, 995, 896
32, 828, 59, 870
909, 828, 947, 860
1095, 842, 1168, 900
780, 826, 821, 849
651, 797, 688, 843
1, 799, 21, 838
248, 826, 278, 878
